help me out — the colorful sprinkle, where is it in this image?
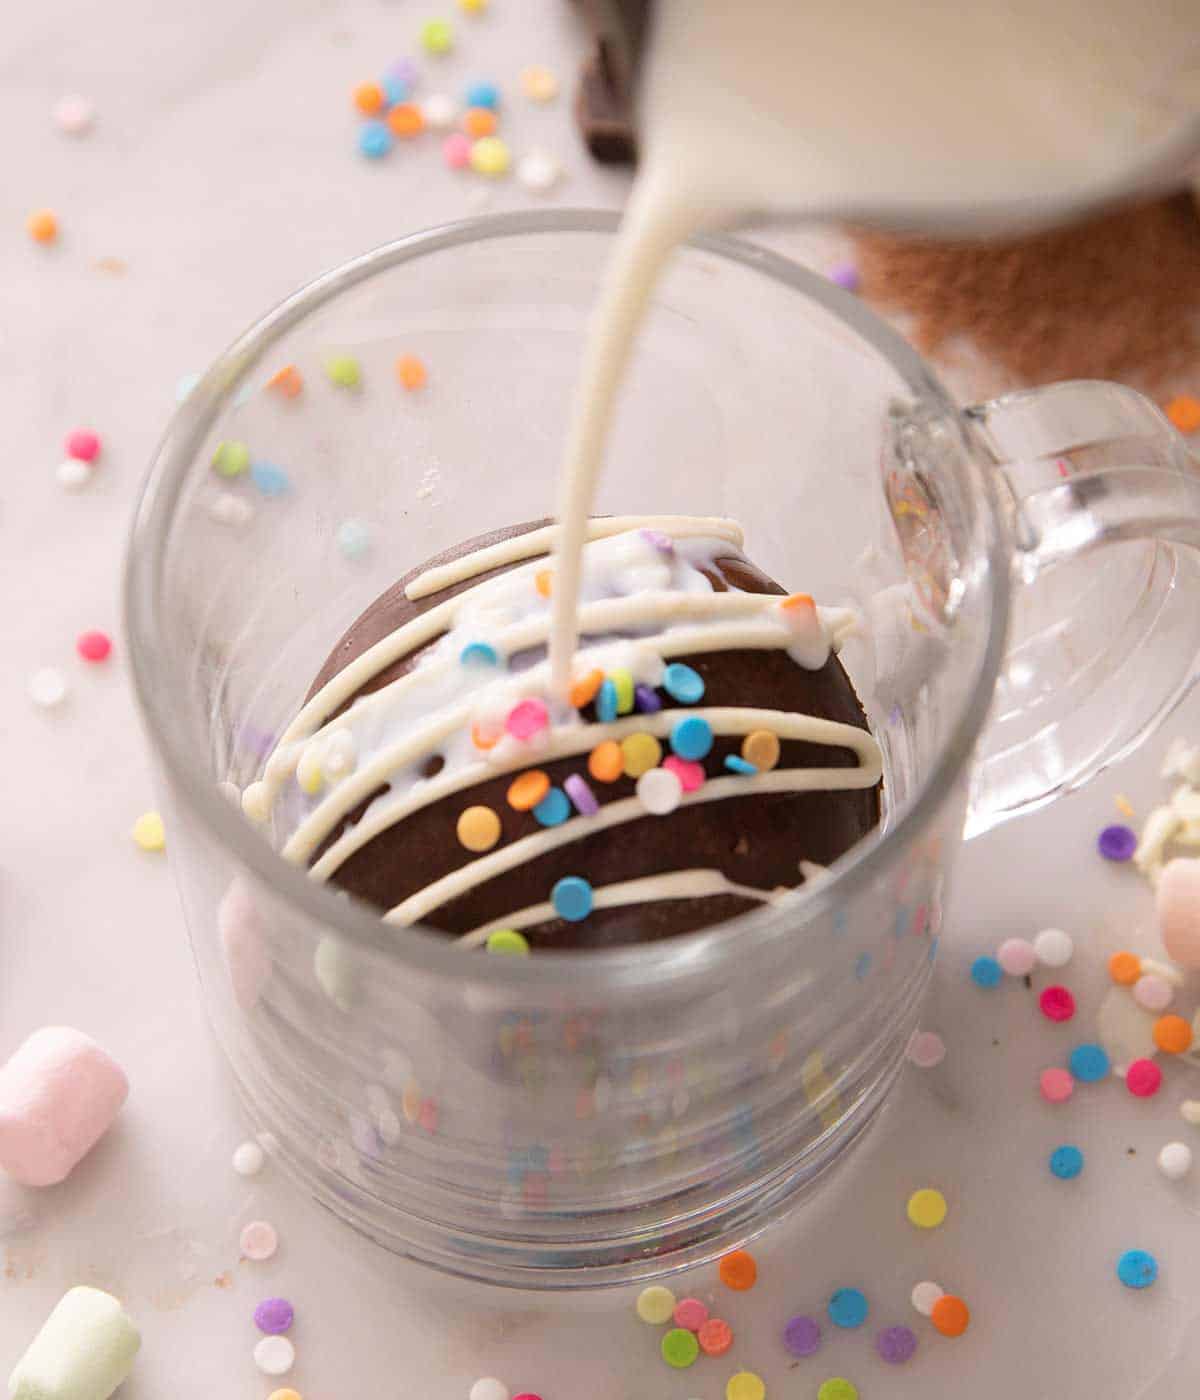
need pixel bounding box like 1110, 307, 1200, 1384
997, 937, 1037, 976
253, 1336, 295, 1376
621, 732, 662, 778
395, 354, 427, 390
910, 1282, 943, 1316
828, 1287, 868, 1329
1180, 1100, 1200, 1125
829, 262, 861, 292
325, 355, 361, 388
533, 787, 570, 827
783, 1314, 821, 1357
1165, 395, 1200, 434
569, 669, 604, 708
970, 955, 1003, 989
212, 440, 250, 477
718, 1249, 757, 1291
674, 1298, 708, 1331
486, 929, 529, 956
517, 151, 564, 194
661, 1328, 699, 1369
1117, 1249, 1158, 1289
423, 93, 457, 129
464, 80, 500, 109
358, 120, 393, 159
251, 461, 290, 497
661, 755, 703, 793
460, 641, 500, 668
388, 103, 425, 138
469, 1382, 509, 1400
610, 668, 635, 714
594, 679, 617, 723
1109, 950, 1142, 985
266, 364, 303, 398
457, 805, 501, 852
232, 1141, 265, 1176
470, 137, 511, 176
552, 876, 593, 923
662, 663, 705, 705
131, 811, 165, 853
725, 1373, 765, 1400
905, 1030, 946, 1068
463, 107, 498, 138
588, 740, 623, 783
1158, 1140, 1193, 1179
336, 519, 371, 560
1039, 1067, 1075, 1103
506, 698, 549, 740
1033, 927, 1074, 967
64, 428, 100, 462
876, 1326, 917, 1364
930, 1295, 970, 1337
240, 1220, 279, 1261
353, 80, 386, 114
671, 716, 713, 761
420, 18, 454, 53
563, 774, 598, 816
1098, 823, 1137, 861
382, 74, 411, 105
1068, 1043, 1110, 1082
817, 1382, 858, 1400
53, 94, 95, 135
906, 1188, 947, 1229
1133, 974, 1173, 1012
26, 209, 58, 244
635, 1285, 676, 1324
1153, 1014, 1193, 1054
1039, 986, 1076, 1022
724, 755, 757, 775
697, 1317, 733, 1356
633, 683, 661, 713
520, 65, 559, 102
57, 458, 91, 491
1049, 1145, 1084, 1180
1126, 1059, 1163, 1097
507, 770, 550, 811
76, 629, 112, 662
637, 766, 683, 815
28, 667, 67, 708
254, 1298, 294, 1334
443, 133, 472, 168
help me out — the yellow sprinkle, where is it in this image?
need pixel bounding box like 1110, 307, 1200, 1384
906, 1187, 948, 1229
402, 1080, 422, 1124
296, 747, 324, 795
470, 136, 511, 177
635, 1284, 676, 1325
520, 65, 559, 102
1115, 793, 1135, 819
458, 0, 487, 10
457, 805, 502, 853
132, 811, 165, 852
621, 732, 662, 778
726, 1372, 766, 1400
742, 729, 781, 772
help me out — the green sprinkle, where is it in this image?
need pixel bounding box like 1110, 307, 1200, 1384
211, 440, 250, 477
661, 1328, 699, 1369
324, 354, 361, 388
486, 929, 530, 956
420, 18, 454, 54
817, 1382, 858, 1400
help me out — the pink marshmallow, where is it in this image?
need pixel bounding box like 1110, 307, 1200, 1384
0, 1028, 128, 1186
1157, 857, 1200, 969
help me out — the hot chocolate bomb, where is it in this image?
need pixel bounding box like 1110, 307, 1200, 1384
255, 518, 882, 952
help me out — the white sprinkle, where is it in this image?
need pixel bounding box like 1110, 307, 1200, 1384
517, 149, 564, 194
232, 1140, 265, 1176
53, 94, 95, 135
470, 1381, 511, 1400
208, 492, 254, 528
253, 1334, 295, 1376
422, 93, 457, 129
911, 1280, 944, 1316
1033, 927, 1074, 968
1158, 1141, 1193, 1179
56, 458, 92, 491
1133, 973, 1174, 1012
336, 518, 371, 560
1180, 1100, 1200, 1126
28, 667, 68, 708
636, 766, 683, 815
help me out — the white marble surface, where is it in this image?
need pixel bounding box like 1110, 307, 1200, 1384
4, 1, 1200, 1396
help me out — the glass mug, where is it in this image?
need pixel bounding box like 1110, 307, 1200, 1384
125, 211, 1200, 1288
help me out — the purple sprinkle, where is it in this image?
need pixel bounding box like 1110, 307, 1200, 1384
1098, 824, 1137, 861
638, 528, 675, 555
783, 1314, 822, 1357
564, 773, 599, 816
633, 684, 662, 714
829, 261, 860, 293
254, 1297, 294, 1335
386, 56, 420, 84
876, 1325, 917, 1364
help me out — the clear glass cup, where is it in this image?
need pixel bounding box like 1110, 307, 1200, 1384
125, 211, 1200, 1288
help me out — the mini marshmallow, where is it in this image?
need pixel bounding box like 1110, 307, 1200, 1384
0, 1029, 128, 1187
9, 1286, 140, 1400
1157, 858, 1200, 969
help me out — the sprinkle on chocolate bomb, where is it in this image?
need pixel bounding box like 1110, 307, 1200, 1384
246, 518, 882, 951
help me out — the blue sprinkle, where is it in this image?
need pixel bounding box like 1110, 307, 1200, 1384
724, 755, 757, 775
533, 787, 570, 828
460, 641, 500, 668
382, 74, 411, 105
1069, 1043, 1111, 1083
970, 955, 1003, 989
854, 952, 872, 981
551, 876, 593, 923
358, 120, 393, 159
1049, 1145, 1084, 1180
596, 679, 618, 723
662, 663, 705, 705
175, 370, 201, 402
336, 519, 371, 560
633, 683, 661, 714
464, 80, 500, 109
828, 1287, 869, 1329
1117, 1249, 1158, 1290
250, 461, 291, 497
670, 715, 713, 761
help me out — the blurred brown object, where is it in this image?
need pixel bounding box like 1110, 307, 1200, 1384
852, 194, 1200, 391
572, 0, 648, 163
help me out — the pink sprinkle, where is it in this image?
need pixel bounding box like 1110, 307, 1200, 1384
239, 1220, 278, 1261
64, 428, 100, 462
1126, 1059, 1163, 1098
513, 1394, 544, 1400
1133, 974, 1173, 1012
906, 1029, 946, 1069
506, 698, 549, 740
1039, 985, 1076, 1022
418, 1097, 439, 1133
662, 755, 705, 792
76, 629, 112, 662
443, 133, 471, 169
1039, 1067, 1074, 1103
674, 1297, 709, 1331
997, 937, 1037, 977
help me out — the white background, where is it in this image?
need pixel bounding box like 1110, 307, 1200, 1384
3, 1, 1200, 1396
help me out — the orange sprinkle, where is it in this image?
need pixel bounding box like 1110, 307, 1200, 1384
780, 592, 815, 612
27, 209, 58, 244
353, 81, 386, 115
471, 719, 502, 751
717, 1249, 758, 1291
507, 769, 550, 811
387, 103, 425, 138
1153, 1014, 1193, 1055
569, 669, 604, 709
588, 740, 623, 783
930, 1294, 970, 1338
1165, 394, 1200, 435
266, 364, 303, 398
696, 1317, 733, 1356
1109, 951, 1141, 986
535, 569, 553, 599
1114, 793, 1134, 819
395, 354, 427, 391
463, 107, 498, 137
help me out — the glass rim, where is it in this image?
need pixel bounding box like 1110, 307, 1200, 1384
123, 208, 1010, 992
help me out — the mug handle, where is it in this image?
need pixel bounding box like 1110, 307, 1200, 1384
961, 381, 1200, 836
